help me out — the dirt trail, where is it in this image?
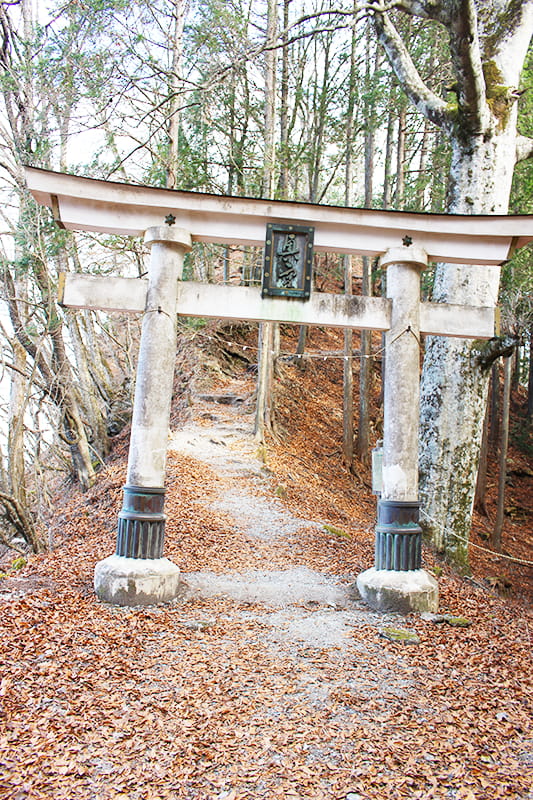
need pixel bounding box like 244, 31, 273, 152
168, 398, 394, 645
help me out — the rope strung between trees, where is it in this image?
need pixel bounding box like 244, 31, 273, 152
420, 510, 533, 567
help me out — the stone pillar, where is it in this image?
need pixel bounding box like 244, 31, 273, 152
94, 226, 192, 606
357, 244, 438, 614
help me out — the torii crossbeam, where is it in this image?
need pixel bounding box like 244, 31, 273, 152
25, 166, 533, 612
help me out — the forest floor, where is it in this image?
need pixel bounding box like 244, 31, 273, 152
0, 324, 532, 800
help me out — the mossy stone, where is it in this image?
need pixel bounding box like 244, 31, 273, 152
443, 615, 471, 628
323, 524, 350, 539
379, 627, 420, 645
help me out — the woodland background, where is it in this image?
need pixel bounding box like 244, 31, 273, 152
0, 0, 531, 570
0, 4, 532, 797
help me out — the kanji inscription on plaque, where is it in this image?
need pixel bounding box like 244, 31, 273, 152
262, 223, 314, 300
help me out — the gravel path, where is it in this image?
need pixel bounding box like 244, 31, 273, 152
168, 403, 405, 652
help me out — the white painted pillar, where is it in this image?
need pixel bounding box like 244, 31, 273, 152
127, 227, 192, 488
94, 226, 192, 606
381, 245, 426, 502
357, 243, 438, 613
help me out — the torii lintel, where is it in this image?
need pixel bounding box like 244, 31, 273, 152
25, 166, 533, 265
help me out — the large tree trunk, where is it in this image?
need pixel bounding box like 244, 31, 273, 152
420, 130, 519, 567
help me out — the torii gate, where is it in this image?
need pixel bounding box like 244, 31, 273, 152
25, 167, 533, 613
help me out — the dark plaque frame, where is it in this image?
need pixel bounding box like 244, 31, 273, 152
262, 223, 314, 299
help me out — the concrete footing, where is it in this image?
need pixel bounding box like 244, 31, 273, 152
356, 567, 438, 614
94, 554, 180, 606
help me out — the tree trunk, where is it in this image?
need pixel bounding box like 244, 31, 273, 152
382, 112, 394, 209
511, 344, 520, 391
295, 326, 307, 355
35, 254, 97, 489
66, 313, 110, 458
7, 336, 29, 519
277, 0, 290, 199
58, 236, 111, 461
295, 325, 307, 357
343, 256, 354, 468
489, 362, 500, 448
255, 322, 274, 442
262, 0, 277, 198
474, 389, 490, 515
417, 119, 431, 208
357, 34, 377, 465
0, 489, 43, 553
395, 107, 406, 207
357, 260, 372, 465
493, 354, 513, 551
167, 0, 186, 190
342, 5, 357, 470
256, 0, 278, 443
420, 127, 519, 568
527, 325, 533, 420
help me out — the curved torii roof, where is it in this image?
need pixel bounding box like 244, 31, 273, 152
25, 166, 533, 266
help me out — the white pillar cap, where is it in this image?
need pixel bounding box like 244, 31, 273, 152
380, 244, 428, 270
144, 226, 192, 250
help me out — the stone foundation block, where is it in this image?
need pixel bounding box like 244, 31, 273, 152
356, 567, 438, 614
94, 554, 180, 606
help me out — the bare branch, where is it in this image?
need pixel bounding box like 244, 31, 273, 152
105, 100, 200, 179
369, 10, 451, 129
0, 488, 44, 552
372, 0, 451, 24
473, 334, 519, 371
0, 357, 48, 394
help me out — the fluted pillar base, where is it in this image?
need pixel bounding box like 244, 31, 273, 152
375, 500, 422, 571
116, 485, 166, 559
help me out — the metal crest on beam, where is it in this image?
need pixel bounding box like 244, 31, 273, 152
262, 223, 314, 300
